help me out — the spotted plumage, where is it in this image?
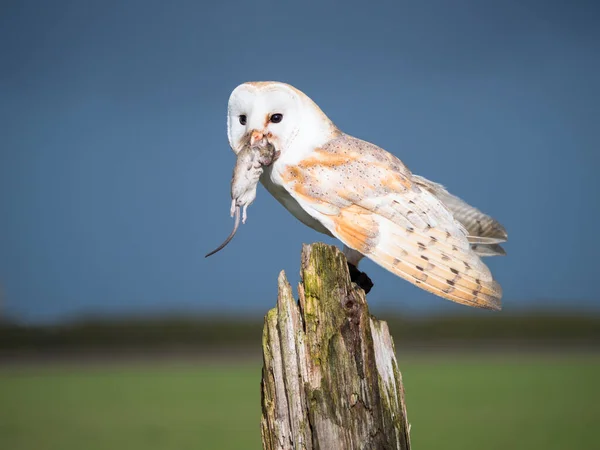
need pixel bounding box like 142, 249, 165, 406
225, 81, 507, 310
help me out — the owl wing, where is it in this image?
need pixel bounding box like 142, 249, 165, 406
279, 134, 502, 310
412, 175, 508, 257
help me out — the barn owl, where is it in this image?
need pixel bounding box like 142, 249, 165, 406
226, 81, 508, 310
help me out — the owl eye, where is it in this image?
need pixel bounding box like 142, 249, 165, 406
270, 113, 283, 124
239, 115, 247, 125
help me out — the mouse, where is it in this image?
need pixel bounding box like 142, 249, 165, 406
205, 143, 279, 257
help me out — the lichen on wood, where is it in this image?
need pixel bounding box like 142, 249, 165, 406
260, 243, 411, 450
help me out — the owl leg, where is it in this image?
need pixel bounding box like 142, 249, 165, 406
343, 246, 374, 294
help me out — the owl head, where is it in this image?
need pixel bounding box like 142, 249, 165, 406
226, 82, 340, 158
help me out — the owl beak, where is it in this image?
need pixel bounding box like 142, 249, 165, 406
250, 130, 266, 146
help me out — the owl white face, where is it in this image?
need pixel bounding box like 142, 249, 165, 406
226, 82, 339, 159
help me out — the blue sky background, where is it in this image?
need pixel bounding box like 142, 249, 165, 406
1, 0, 599, 323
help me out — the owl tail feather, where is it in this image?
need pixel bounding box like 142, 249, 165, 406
413, 175, 508, 256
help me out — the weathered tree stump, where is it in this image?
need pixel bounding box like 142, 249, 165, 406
260, 243, 411, 450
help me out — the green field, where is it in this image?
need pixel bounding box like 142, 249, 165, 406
1, 353, 598, 450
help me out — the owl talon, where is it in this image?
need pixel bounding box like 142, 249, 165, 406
348, 263, 374, 294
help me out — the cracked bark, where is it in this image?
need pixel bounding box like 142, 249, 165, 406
260, 243, 411, 450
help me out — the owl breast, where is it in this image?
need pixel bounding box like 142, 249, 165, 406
260, 166, 333, 237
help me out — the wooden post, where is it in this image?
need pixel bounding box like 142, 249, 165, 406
260, 243, 411, 450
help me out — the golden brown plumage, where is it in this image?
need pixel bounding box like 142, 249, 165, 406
281, 134, 502, 310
